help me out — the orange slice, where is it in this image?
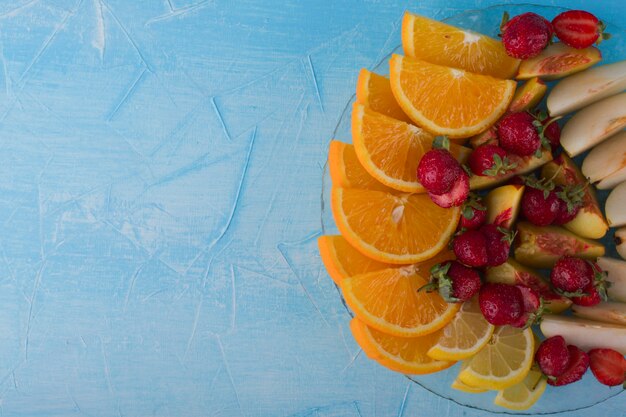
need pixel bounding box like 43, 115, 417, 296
352, 103, 471, 192
350, 318, 455, 374
402, 12, 519, 79
331, 187, 460, 264
317, 235, 390, 285
342, 250, 460, 336
328, 140, 392, 191
389, 55, 516, 138
356, 69, 412, 123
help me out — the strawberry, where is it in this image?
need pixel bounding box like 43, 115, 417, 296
500, 12, 553, 59
480, 223, 514, 267
552, 10, 610, 49
497, 112, 542, 157
521, 186, 560, 226
459, 193, 487, 230
420, 261, 482, 302
453, 230, 488, 267
553, 184, 584, 225
547, 345, 589, 386
535, 336, 570, 378
588, 348, 626, 387
510, 285, 544, 328
550, 256, 593, 295
543, 118, 562, 152
570, 283, 601, 306
428, 170, 469, 208
478, 283, 524, 325
571, 262, 609, 306
468, 144, 516, 177
417, 148, 462, 195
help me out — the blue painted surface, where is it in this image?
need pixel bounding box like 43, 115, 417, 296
0, 0, 623, 416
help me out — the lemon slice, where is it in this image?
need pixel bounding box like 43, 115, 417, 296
459, 326, 535, 390
451, 362, 489, 394
494, 367, 547, 410
427, 296, 495, 361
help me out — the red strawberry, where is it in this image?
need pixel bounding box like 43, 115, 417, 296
553, 185, 584, 225
497, 112, 542, 157
521, 187, 560, 226
536, 336, 570, 377
453, 230, 488, 267
468, 144, 516, 177
570, 283, 601, 306
459, 194, 487, 230
547, 345, 589, 386
428, 170, 469, 208
588, 348, 626, 387
501, 12, 553, 59
480, 224, 514, 267
552, 10, 610, 49
543, 117, 562, 151
571, 262, 609, 306
478, 283, 524, 325
510, 285, 543, 328
420, 261, 482, 302
550, 256, 593, 294
417, 148, 462, 195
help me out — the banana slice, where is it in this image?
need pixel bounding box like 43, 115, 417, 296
596, 257, 626, 302
572, 301, 626, 326
582, 132, 626, 190
560, 92, 626, 157
605, 181, 626, 226
540, 316, 626, 355
548, 60, 626, 116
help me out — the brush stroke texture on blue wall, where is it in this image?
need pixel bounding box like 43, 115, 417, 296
0, 0, 622, 416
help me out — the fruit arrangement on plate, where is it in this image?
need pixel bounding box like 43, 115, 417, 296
319, 8, 626, 411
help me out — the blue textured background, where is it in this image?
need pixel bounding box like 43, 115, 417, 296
0, 0, 623, 416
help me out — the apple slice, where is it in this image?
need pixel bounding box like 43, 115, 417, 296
547, 60, 626, 117
485, 184, 524, 229
540, 316, 626, 355
469, 151, 552, 191
509, 77, 547, 112
516, 43, 601, 81
513, 221, 605, 269
582, 131, 626, 190
541, 154, 608, 239
597, 257, 626, 303
486, 258, 571, 313
605, 181, 626, 227
572, 301, 626, 326
560, 92, 626, 157
615, 228, 626, 260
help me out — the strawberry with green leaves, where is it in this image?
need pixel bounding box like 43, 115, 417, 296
419, 261, 482, 303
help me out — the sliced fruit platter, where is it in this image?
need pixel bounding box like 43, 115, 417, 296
319, 6, 626, 412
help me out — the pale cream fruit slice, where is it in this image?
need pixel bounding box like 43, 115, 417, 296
572, 301, 626, 326
459, 326, 534, 390
427, 297, 495, 361
540, 316, 626, 355
582, 131, 626, 190
548, 60, 626, 116
560, 92, 626, 157
494, 367, 547, 411
605, 181, 626, 227
596, 257, 626, 302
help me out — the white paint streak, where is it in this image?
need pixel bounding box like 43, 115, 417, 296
92, 0, 106, 60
